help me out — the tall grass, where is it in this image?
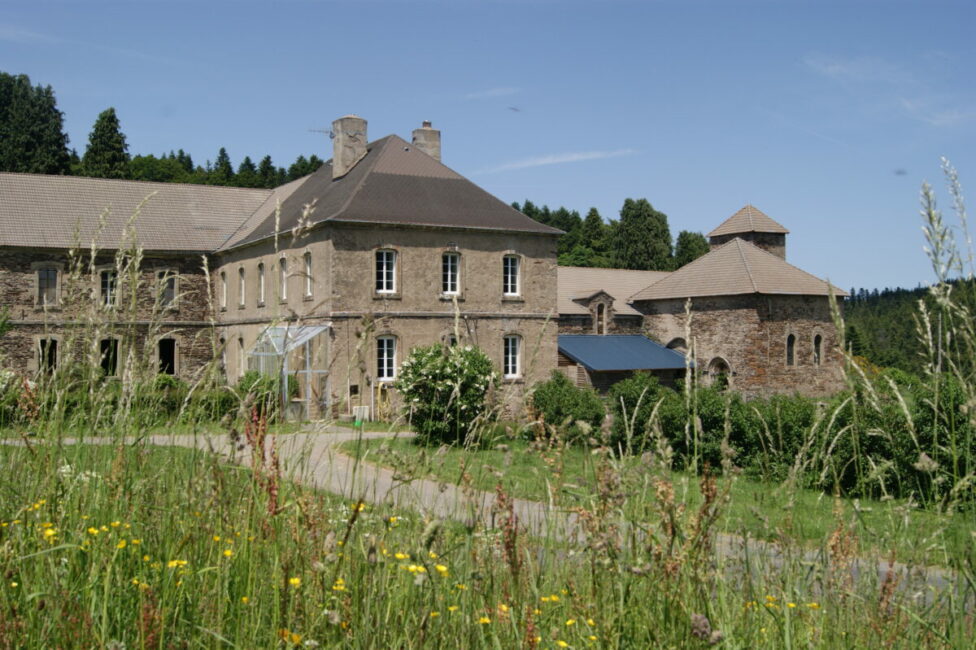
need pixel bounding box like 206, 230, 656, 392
0, 168, 974, 647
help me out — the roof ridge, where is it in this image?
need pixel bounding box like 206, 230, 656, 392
735, 238, 760, 293
0, 170, 274, 196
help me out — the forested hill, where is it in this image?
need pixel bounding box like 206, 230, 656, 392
844, 280, 976, 375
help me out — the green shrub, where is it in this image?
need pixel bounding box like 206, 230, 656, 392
394, 343, 497, 445
529, 371, 606, 443
607, 372, 673, 450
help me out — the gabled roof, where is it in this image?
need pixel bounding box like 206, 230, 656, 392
708, 204, 789, 238
222, 135, 561, 250
0, 172, 271, 251
629, 238, 847, 301
558, 335, 689, 372
558, 266, 670, 316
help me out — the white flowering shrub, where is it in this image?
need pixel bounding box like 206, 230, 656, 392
394, 343, 497, 444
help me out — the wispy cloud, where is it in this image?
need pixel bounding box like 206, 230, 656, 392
464, 86, 519, 100
0, 22, 184, 65
478, 149, 637, 174
803, 52, 975, 128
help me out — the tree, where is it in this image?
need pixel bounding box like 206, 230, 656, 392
81, 107, 130, 179
674, 230, 710, 268
208, 147, 235, 185
257, 155, 284, 188
236, 156, 259, 188
611, 198, 673, 270
0, 72, 71, 174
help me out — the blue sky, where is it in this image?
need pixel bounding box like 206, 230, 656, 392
2, 0, 974, 291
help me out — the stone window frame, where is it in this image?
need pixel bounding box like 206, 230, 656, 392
705, 356, 732, 389
502, 252, 522, 301
157, 336, 180, 376
218, 336, 227, 377
31, 261, 64, 310
812, 330, 824, 367
154, 266, 180, 311
278, 255, 289, 303
257, 262, 266, 307
98, 336, 123, 377
593, 301, 610, 335
303, 250, 313, 301
237, 336, 246, 379
219, 271, 228, 311
376, 334, 398, 382
666, 337, 688, 353
373, 247, 401, 299
32, 334, 62, 374
440, 250, 462, 298
96, 265, 120, 310
237, 266, 246, 309
502, 332, 523, 381
785, 331, 797, 367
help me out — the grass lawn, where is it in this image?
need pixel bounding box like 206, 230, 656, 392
340, 436, 974, 567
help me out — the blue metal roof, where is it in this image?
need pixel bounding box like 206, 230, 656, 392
558, 335, 690, 372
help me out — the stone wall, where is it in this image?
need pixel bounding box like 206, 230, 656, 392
709, 232, 786, 259
637, 294, 844, 398
0, 247, 215, 380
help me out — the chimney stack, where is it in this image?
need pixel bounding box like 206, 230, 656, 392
332, 115, 368, 179
411, 120, 441, 161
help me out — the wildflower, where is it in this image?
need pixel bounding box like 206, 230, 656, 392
430, 611, 440, 618
110, 521, 121, 528
478, 616, 491, 624
787, 602, 797, 608
498, 604, 510, 613
223, 549, 233, 558
428, 551, 438, 559
131, 539, 141, 545
166, 560, 187, 568
556, 642, 569, 648
447, 606, 459, 613
394, 552, 410, 560
435, 564, 449, 577
807, 602, 821, 609
289, 576, 301, 588
241, 596, 249, 604
87, 527, 100, 536
388, 516, 398, 524
586, 618, 595, 626
116, 539, 127, 549
588, 636, 597, 641
43, 528, 57, 540
213, 535, 221, 542
10, 582, 18, 588
332, 578, 346, 592
131, 578, 140, 586
142, 555, 150, 562
354, 502, 366, 512
455, 583, 467, 590
99, 525, 108, 532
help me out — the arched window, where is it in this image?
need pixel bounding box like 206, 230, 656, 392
237, 337, 245, 379
238, 267, 246, 307
707, 357, 731, 390
257, 263, 266, 305
786, 334, 796, 366
666, 338, 687, 353
813, 334, 823, 366
279, 257, 288, 301
304, 251, 313, 298
220, 271, 227, 309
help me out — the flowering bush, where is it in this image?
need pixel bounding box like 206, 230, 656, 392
394, 343, 497, 444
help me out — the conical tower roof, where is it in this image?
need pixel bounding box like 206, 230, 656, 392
708, 204, 789, 238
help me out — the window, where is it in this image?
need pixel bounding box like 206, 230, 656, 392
157, 270, 176, 308
100, 339, 119, 376
37, 268, 58, 307
813, 334, 823, 366
442, 252, 460, 295
220, 271, 227, 309
279, 257, 288, 301
502, 255, 520, 296
503, 335, 521, 378
218, 337, 226, 375
237, 337, 245, 379
375, 250, 396, 294
257, 263, 266, 305
238, 267, 246, 307
158, 338, 176, 375
595, 303, 606, 335
38, 338, 58, 373
377, 336, 396, 381
304, 251, 313, 298
786, 334, 796, 366
100, 270, 117, 307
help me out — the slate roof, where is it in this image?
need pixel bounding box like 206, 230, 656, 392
0, 134, 559, 253
558, 335, 689, 371
222, 135, 561, 249
0, 172, 271, 251
629, 238, 847, 301
558, 266, 669, 316
708, 204, 789, 238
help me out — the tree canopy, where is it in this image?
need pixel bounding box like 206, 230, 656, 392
612, 198, 673, 271
81, 108, 130, 179
0, 72, 71, 174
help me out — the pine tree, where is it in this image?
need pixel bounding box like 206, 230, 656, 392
0, 72, 71, 174
673, 231, 710, 268
236, 156, 259, 187
81, 107, 130, 179
209, 147, 234, 185
612, 198, 673, 270
257, 155, 279, 188
287, 155, 309, 181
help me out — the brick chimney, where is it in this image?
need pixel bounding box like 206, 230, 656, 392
411, 120, 441, 161
332, 115, 368, 179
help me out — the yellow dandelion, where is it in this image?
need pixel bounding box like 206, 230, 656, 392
110, 521, 121, 528
99, 525, 108, 532
40, 522, 53, 528
533, 608, 542, 615
428, 551, 438, 559
288, 576, 301, 588
478, 616, 491, 624
787, 602, 797, 609
498, 604, 510, 613
131, 539, 141, 545
455, 583, 467, 590
241, 596, 249, 604
223, 549, 233, 558
87, 527, 99, 535
142, 554, 150, 562
332, 578, 346, 592
447, 605, 459, 612
430, 611, 440, 618
807, 602, 821, 609
566, 618, 577, 626
588, 635, 597, 641
394, 552, 410, 560
586, 618, 595, 626
116, 539, 127, 549
388, 516, 398, 524
131, 578, 140, 586
9, 582, 18, 588
166, 560, 187, 568
213, 535, 221, 542
354, 502, 366, 512
556, 642, 569, 648
435, 564, 449, 576
43, 528, 57, 539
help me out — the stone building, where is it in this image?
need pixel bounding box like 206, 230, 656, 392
556, 205, 847, 398
0, 116, 560, 418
